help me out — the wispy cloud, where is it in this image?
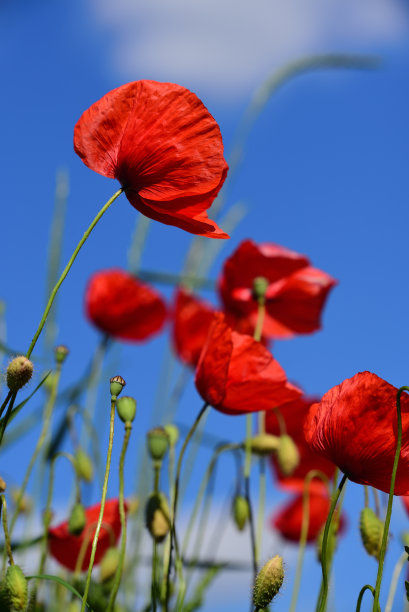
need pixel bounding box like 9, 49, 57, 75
87, 0, 408, 100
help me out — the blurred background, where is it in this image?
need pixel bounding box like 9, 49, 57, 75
1, 1, 409, 610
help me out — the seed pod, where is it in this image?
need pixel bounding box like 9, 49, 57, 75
116, 396, 137, 424
164, 424, 179, 447
4, 565, 28, 611
250, 434, 280, 455
360, 507, 384, 560
253, 555, 284, 609
147, 427, 169, 461
276, 435, 300, 476
252, 276, 269, 302
145, 492, 170, 542
6, 356, 33, 392
232, 495, 250, 531
110, 376, 126, 399
54, 345, 69, 364
75, 448, 94, 483
68, 503, 86, 536
100, 547, 120, 583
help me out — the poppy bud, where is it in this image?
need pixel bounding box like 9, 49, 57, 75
253, 555, 284, 609
232, 495, 250, 531
250, 433, 280, 456
4, 565, 28, 611
147, 427, 169, 462
0, 477, 6, 492
11, 489, 32, 515
6, 356, 33, 393
164, 424, 179, 447
145, 492, 170, 542
99, 547, 120, 583
110, 376, 126, 400
68, 503, 86, 536
252, 276, 269, 302
75, 448, 94, 483
116, 396, 137, 424
360, 507, 384, 560
54, 345, 69, 364
276, 434, 300, 476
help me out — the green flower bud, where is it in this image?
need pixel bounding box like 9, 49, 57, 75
116, 396, 137, 424
147, 427, 169, 462
110, 376, 126, 400
145, 492, 170, 542
360, 507, 384, 560
6, 356, 33, 392
54, 344, 69, 364
253, 555, 284, 609
75, 448, 94, 483
276, 435, 300, 476
68, 503, 86, 536
252, 276, 269, 302
4, 565, 28, 611
250, 434, 280, 456
99, 547, 120, 583
232, 495, 250, 531
401, 531, 409, 548
163, 424, 179, 447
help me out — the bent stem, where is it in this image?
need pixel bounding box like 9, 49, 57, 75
356, 585, 377, 612
316, 473, 348, 612
26, 188, 123, 359
372, 386, 409, 612
80, 399, 116, 612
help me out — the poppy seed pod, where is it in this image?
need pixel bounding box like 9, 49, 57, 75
232, 495, 250, 531
147, 427, 169, 461
54, 344, 69, 364
6, 356, 33, 393
163, 424, 179, 447
99, 547, 120, 583
68, 503, 86, 536
75, 448, 94, 483
276, 435, 300, 477
145, 492, 170, 542
360, 507, 384, 560
116, 396, 137, 424
250, 433, 280, 456
4, 565, 28, 611
253, 555, 284, 609
110, 376, 126, 400
252, 276, 269, 302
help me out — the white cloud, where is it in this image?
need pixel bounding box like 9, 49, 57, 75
86, 0, 408, 101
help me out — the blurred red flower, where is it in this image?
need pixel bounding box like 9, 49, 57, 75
48, 499, 124, 571
272, 491, 332, 542
85, 268, 167, 342
219, 240, 336, 339
195, 314, 301, 415
172, 288, 215, 368
305, 372, 409, 495
266, 395, 336, 494
74, 80, 229, 238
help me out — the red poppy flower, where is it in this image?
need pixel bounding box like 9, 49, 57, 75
266, 395, 336, 494
85, 268, 167, 342
48, 499, 124, 571
219, 240, 336, 339
74, 80, 229, 238
172, 288, 215, 368
272, 491, 332, 542
195, 314, 301, 415
305, 372, 409, 495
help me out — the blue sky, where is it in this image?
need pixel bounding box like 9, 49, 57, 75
2, 1, 409, 610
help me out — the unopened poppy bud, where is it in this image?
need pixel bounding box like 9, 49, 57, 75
164, 424, 179, 447
110, 375, 126, 400
54, 344, 69, 364
99, 546, 120, 583
360, 507, 384, 560
116, 396, 137, 424
147, 427, 169, 461
250, 433, 280, 455
145, 492, 170, 542
6, 356, 33, 393
252, 276, 269, 302
0, 477, 6, 492
68, 503, 86, 535
232, 495, 250, 531
75, 448, 94, 483
253, 555, 284, 609
276, 434, 300, 476
4, 565, 28, 611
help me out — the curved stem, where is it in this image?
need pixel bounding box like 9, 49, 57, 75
26, 188, 123, 359
385, 551, 408, 612
356, 585, 377, 612
372, 386, 409, 612
316, 473, 348, 612
80, 399, 116, 612
107, 423, 132, 612
0, 392, 17, 445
